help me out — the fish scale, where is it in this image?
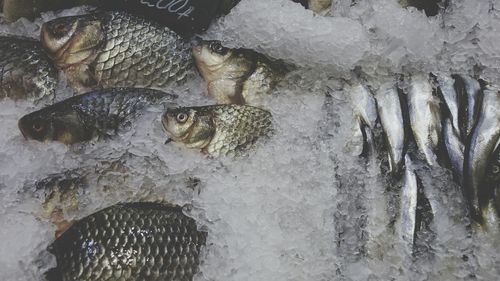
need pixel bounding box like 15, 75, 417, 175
48, 203, 206, 281
0, 36, 58, 101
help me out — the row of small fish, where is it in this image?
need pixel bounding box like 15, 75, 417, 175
348, 73, 500, 225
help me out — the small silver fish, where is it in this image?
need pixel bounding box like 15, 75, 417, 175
348, 82, 378, 130
407, 74, 441, 166
398, 155, 418, 247
376, 81, 405, 172
458, 75, 482, 140
465, 85, 500, 221
436, 73, 460, 133
443, 117, 464, 180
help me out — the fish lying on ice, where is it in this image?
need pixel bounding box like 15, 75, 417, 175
18, 88, 176, 144
407, 74, 441, 166
457, 75, 482, 140
46, 202, 207, 281
375, 81, 405, 172
464, 84, 500, 222
162, 104, 273, 157
0, 35, 58, 102
1, 0, 99, 22
41, 11, 193, 92
192, 40, 289, 105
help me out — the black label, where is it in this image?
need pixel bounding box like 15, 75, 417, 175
100, 0, 224, 36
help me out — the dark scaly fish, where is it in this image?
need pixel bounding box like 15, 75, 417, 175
192, 40, 289, 105
41, 11, 193, 92
46, 202, 207, 281
162, 104, 273, 157
18, 88, 176, 144
0, 36, 58, 102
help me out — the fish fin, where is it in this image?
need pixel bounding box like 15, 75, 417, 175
66, 65, 98, 92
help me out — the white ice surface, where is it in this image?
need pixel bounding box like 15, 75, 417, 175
1, 1, 500, 281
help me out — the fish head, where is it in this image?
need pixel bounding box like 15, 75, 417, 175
18, 109, 86, 144
192, 40, 240, 80
41, 13, 105, 68
162, 107, 215, 149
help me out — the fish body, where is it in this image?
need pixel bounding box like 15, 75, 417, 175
18, 88, 176, 144
436, 74, 460, 133
398, 155, 418, 247
41, 11, 192, 92
192, 41, 287, 105
407, 74, 441, 166
443, 118, 465, 180
48, 202, 207, 281
0, 36, 58, 102
464, 85, 500, 221
348, 82, 378, 130
375, 82, 405, 172
458, 75, 482, 140
162, 104, 273, 157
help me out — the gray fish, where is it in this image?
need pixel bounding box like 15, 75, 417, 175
443, 118, 465, 180
162, 104, 273, 157
407, 74, 441, 166
397, 155, 418, 248
436, 73, 460, 133
192, 40, 288, 105
0, 36, 58, 102
458, 75, 482, 140
375, 81, 405, 172
465, 85, 500, 221
18, 88, 176, 144
348, 82, 378, 130
47, 202, 207, 281
41, 11, 192, 92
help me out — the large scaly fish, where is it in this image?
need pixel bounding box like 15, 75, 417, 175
162, 104, 273, 157
46, 202, 207, 281
41, 11, 192, 92
18, 88, 176, 144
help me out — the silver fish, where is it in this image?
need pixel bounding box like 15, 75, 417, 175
436, 74, 460, 133
465, 85, 500, 221
376, 81, 405, 172
397, 155, 418, 247
443, 117, 464, 180
459, 75, 481, 139
348, 82, 378, 130
407, 74, 441, 166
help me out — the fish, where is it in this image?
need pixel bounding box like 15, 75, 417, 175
308, 0, 332, 15
435, 73, 460, 134
18, 88, 177, 144
192, 40, 288, 105
398, 0, 444, 16
46, 202, 207, 281
464, 85, 500, 222
375, 81, 405, 172
443, 118, 465, 180
407, 74, 441, 166
162, 104, 273, 157
347, 81, 378, 157
457, 75, 482, 140
397, 155, 418, 248
0, 36, 58, 102
41, 11, 193, 92
2, 0, 99, 22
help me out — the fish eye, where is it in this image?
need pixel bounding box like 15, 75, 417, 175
176, 113, 188, 123
32, 119, 45, 132
493, 165, 500, 174
209, 41, 226, 54
51, 21, 72, 37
